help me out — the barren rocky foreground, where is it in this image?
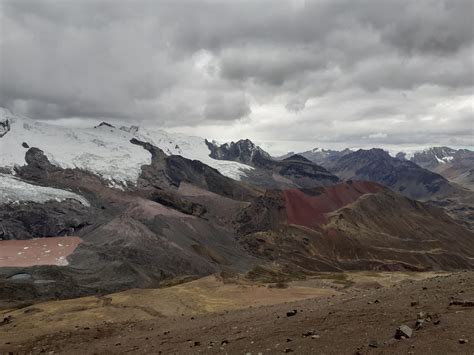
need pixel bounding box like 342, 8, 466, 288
1, 271, 473, 354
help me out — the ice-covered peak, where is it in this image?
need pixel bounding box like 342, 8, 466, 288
0, 109, 252, 186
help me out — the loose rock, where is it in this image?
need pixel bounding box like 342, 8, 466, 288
368, 340, 379, 348
395, 325, 413, 339
302, 330, 318, 337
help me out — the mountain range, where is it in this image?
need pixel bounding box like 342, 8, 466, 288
0, 107, 473, 306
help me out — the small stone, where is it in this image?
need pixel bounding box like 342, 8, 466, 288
194, 341, 200, 346
368, 340, 378, 348
395, 325, 413, 339
434, 320, 441, 325
286, 310, 298, 317
284, 348, 294, 353
221, 340, 229, 346
410, 301, 419, 307
0, 316, 13, 326
459, 339, 468, 344
415, 319, 424, 330
417, 311, 426, 319
286, 338, 292, 342
311, 334, 320, 339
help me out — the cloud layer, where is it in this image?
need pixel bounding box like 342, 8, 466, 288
1, 0, 473, 152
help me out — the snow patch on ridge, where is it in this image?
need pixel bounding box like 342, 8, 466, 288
0, 174, 90, 206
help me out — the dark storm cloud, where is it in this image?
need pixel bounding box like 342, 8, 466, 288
0, 0, 472, 149
204, 92, 251, 121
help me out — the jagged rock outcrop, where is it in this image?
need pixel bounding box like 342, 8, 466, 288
0, 119, 10, 138
14, 148, 62, 181
206, 139, 271, 165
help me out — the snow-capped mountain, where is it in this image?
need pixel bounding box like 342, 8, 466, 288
0, 108, 252, 185
411, 147, 457, 169
408, 146, 474, 190
203, 139, 340, 188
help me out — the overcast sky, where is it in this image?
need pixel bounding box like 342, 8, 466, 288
0, 0, 473, 154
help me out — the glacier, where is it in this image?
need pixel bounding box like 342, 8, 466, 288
0, 108, 252, 185
0, 173, 90, 206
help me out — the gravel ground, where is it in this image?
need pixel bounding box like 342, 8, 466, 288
1, 271, 473, 354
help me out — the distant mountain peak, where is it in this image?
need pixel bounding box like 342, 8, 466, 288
283, 154, 312, 163
350, 148, 392, 161
94, 122, 115, 129
412, 146, 457, 168
205, 138, 271, 165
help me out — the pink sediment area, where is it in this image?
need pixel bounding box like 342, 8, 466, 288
284, 181, 383, 228
0, 236, 82, 267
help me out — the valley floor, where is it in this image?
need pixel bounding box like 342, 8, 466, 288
0, 271, 473, 354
